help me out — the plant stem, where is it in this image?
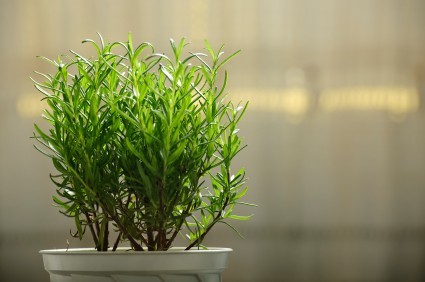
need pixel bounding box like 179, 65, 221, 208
185, 196, 229, 250
84, 212, 99, 247
112, 232, 122, 251
102, 220, 109, 251
165, 203, 192, 249
98, 201, 144, 251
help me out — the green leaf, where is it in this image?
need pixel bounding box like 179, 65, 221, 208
136, 161, 155, 204
216, 50, 241, 71
74, 216, 83, 240
125, 138, 159, 177
233, 187, 249, 201
52, 195, 71, 208
227, 214, 253, 221
219, 221, 245, 239
168, 140, 187, 165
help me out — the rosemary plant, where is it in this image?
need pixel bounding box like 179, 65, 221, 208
33, 34, 252, 251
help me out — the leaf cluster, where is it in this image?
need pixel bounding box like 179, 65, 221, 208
32, 34, 252, 251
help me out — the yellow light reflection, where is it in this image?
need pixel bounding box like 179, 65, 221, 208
16, 94, 45, 119
231, 88, 310, 122
320, 86, 419, 115
17, 86, 420, 122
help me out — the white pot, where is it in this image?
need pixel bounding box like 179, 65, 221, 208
40, 247, 232, 282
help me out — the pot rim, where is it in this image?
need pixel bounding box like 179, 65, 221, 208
39, 247, 233, 255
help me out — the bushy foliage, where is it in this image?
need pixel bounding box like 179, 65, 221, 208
33, 34, 252, 251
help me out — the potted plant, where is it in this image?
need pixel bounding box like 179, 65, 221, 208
32, 34, 252, 282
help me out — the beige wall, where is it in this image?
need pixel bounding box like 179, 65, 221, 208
1, 0, 425, 281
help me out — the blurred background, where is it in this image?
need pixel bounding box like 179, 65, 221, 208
1, 0, 425, 281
